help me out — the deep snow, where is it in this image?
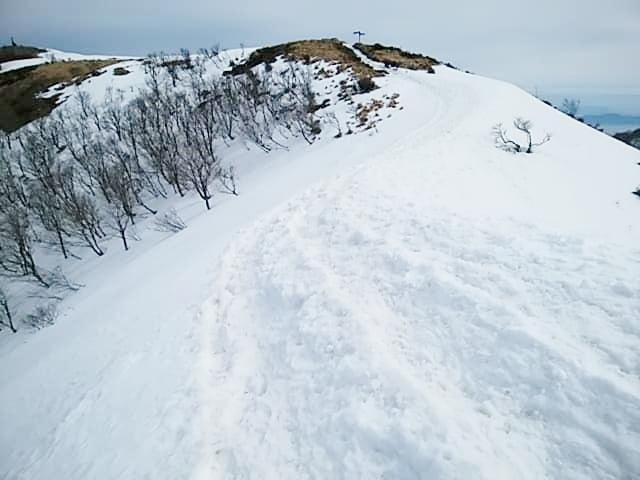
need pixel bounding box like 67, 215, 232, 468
1, 48, 639, 480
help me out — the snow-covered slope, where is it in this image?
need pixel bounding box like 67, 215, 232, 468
1, 48, 639, 480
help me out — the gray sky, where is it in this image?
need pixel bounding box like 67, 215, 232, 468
2, 0, 639, 111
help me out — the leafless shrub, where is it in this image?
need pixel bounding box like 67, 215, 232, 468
153, 209, 187, 233
0, 202, 50, 287
44, 267, 82, 293
492, 118, 551, 154
561, 98, 580, 118
26, 303, 58, 329
0, 285, 16, 333
323, 112, 343, 138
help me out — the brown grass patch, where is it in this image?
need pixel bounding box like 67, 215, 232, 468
0, 45, 46, 64
113, 66, 131, 76
356, 99, 385, 128
0, 59, 120, 132
229, 38, 384, 81
354, 43, 438, 73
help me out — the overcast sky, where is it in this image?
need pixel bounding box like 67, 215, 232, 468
2, 0, 639, 108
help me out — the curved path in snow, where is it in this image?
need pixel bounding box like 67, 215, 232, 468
196, 70, 640, 479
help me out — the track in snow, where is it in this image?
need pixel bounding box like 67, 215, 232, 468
196, 71, 640, 479
2, 64, 639, 479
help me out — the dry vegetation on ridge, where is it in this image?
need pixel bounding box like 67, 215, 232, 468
229, 38, 385, 81
354, 43, 439, 72
0, 59, 120, 132
0, 45, 46, 64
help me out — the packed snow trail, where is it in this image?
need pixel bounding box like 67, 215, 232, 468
0, 70, 447, 479
1, 65, 639, 479
196, 70, 640, 479
199, 175, 639, 479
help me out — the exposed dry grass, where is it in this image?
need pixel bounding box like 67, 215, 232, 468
0, 59, 119, 132
230, 39, 384, 81
354, 43, 438, 73
0, 45, 46, 64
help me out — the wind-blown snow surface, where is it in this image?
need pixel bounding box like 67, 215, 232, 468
1, 59, 639, 479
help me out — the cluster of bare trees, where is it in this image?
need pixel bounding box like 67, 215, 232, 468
0, 51, 321, 331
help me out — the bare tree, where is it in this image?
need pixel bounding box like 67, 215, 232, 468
105, 201, 132, 251
210, 76, 239, 141
0, 285, 17, 333
198, 45, 221, 63
513, 118, 551, 153
492, 123, 522, 153
103, 88, 126, 141
0, 143, 29, 207
218, 166, 238, 196
280, 65, 321, 144
143, 53, 163, 96
561, 98, 580, 118
17, 126, 63, 198
26, 303, 58, 329
103, 136, 157, 216
58, 167, 106, 256
159, 51, 181, 87
0, 202, 49, 287
180, 149, 219, 210
133, 91, 189, 197
29, 184, 72, 258
121, 100, 167, 199
323, 111, 343, 138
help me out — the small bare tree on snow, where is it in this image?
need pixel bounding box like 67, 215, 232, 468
153, 209, 187, 233
218, 166, 238, 196
492, 118, 551, 154
181, 152, 218, 210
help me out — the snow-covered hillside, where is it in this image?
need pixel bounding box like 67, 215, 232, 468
1, 43, 639, 480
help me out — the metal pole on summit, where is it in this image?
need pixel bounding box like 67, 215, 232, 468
353, 31, 366, 43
